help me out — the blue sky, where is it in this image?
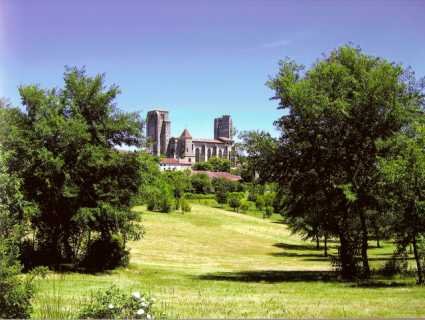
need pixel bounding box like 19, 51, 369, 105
1, 0, 424, 138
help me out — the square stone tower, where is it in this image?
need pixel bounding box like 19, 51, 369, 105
214, 115, 232, 140
146, 110, 171, 156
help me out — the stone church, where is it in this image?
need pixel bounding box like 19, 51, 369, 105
146, 110, 233, 164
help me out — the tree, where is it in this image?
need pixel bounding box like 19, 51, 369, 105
192, 157, 231, 172
3, 68, 144, 270
190, 173, 213, 194
378, 123, 425, 284
227, 192, 244, 212
0, 146, 34, 318
267, 45, 421, 279
238, 131, 277, 183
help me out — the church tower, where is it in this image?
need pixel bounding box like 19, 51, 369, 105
146, 110, 171, 156
214, 115, 232, 140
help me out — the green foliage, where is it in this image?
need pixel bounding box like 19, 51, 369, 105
180, 199, 191, 213
264, 206, 273, 218
2, 68, 144, 270
193, 157, 231, 172
266, 45, 423, 279
80, 234, 129, 272
227, 192, 244, 212
212, 177, 243, 204
378, 123, 425, 283
255, 195, 265, 210
190, 173, 213, 194
79, 285, 157, 319
0, 148, 34, 318
237, 131, 277, 183
240, 200, 252, 212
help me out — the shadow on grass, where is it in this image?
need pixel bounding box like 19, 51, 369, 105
271, 242, 331, 259
197, 270, 414, 287
198, 270, 337, 283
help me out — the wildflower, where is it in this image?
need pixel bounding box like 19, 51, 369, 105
132, 291, 141, 300
136, 309, 145, 315
108, 303, 114, 309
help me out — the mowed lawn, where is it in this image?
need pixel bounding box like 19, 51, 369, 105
32, 204, 425, 318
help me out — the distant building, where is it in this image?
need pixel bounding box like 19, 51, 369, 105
146, 110, 233, 164
159, 158, 192, 171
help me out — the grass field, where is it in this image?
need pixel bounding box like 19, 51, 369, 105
31, 204, 425, 318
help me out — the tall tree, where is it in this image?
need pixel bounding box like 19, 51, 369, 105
378, 122, 425, 284
267, 46, 421, 279
3, 68, 144, 270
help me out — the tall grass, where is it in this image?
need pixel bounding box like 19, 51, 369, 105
31, 273, 83, 319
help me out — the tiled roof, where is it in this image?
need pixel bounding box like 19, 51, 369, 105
192, 170, 242, 181
180, 128, 192, 139
192, 138, 226, 144
160, 158, 192, 165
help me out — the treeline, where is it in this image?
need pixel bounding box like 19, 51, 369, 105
136, 154, 277, 216
239, 45, 425, 283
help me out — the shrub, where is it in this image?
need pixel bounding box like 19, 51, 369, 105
146, 185, 175, 213
0, 242, 34, 319
255, 195, 265, 210
227, 192, 244, 212
181, 199, 191, 213
190, 173, 213, 194
240, 200, 251, 212
80, 235, 129, 272
79, 285, 157, 319
264, 206, 273, 218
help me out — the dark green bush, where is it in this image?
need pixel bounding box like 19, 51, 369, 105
190, 173, 213, 194
80, 235, 129, 272
255, 195, 265, 210
264, 206, 273, 218
227, 192, 244, 212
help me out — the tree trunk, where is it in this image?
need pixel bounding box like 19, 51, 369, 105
412, 235, 424, 285
316, 234, 320, 250
376, 238, 380, 248
338, 232, 356, 280
359, 209, 370, 278
324, 234, 328, 257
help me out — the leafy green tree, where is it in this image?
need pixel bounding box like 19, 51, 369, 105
267, 45, 421, 279
227, 192, 244, 212
193, 157, 231, 172
163, 170, 192, 209
0, 146, 34, 318
212, 177, 242, 204
238, 131, 277, 183
3, 68, 144, 270
190, 173, 213, 194
378, 123, 425, 284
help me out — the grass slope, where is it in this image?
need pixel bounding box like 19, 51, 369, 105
32, 204, 425, 318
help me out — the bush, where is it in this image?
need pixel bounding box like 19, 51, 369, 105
184, 193, 215, 200
0, 242, 34, 319
79, 285, 158, 319
146, 185, 175, 213
240, 200, 252, 212
264, 206, 273, 218
190, 173, 213, 194
227, 192, 244, 212
80, 235, 129, 272
181, 199, 191, 213
255, 195, 265, 210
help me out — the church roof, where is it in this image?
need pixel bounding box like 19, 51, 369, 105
180, 128, 192, 139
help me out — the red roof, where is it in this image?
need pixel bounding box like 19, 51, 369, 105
160, 158, 191, 166
192, 170, 242, 181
